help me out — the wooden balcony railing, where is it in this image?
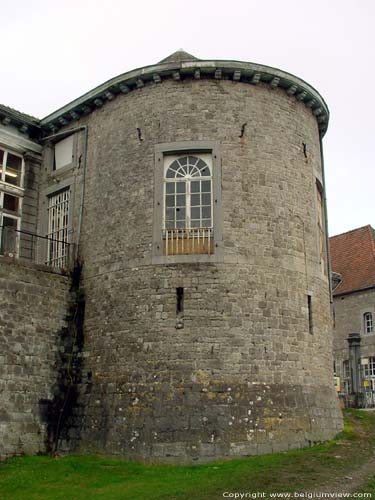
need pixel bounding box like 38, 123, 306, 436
163, 228, 214, 256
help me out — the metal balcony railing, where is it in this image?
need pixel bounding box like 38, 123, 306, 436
0, 225, 73, 270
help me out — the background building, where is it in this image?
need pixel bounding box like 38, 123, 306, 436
0, 50, 342, 463
330, 225, 375, 406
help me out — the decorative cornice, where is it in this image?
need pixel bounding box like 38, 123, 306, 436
0, 105, 41, 140
40, 59, 330, 136
0, 126, 42, 154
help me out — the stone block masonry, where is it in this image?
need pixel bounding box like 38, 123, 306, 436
0, 257, 70, 459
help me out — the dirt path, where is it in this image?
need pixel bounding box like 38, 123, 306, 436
311, 449, 375, 494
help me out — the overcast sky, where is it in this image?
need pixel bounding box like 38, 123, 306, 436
1, 0, 374, 236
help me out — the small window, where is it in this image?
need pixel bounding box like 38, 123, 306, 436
364, 312, 373, 334
362, 357, 375, 378
0, 147, 24, 256
54, 135, 74, 170
0, 147, 23, 187
3, 193, 20, 214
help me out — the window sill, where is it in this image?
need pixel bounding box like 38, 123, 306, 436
0, 181, 24, 195
152, 249, 223, 265
50, 162, 75, 177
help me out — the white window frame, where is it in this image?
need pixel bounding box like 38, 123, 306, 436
152, 141, 223, 265
163, 154, 214, 257
0, 212, 21, 257
364, 312, 373, 334
53, 135, 74, 171
0, 147, 24, 257
46, 188, 70, 267
362, 357, 375, 385
0, 147, 25, 188
163, 154, 213, 231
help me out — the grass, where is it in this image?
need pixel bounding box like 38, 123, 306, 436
363, 477, 375, 494
1, 410, 375, 500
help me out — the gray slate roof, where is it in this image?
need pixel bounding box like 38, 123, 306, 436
159, 49, 199, 64
0, 104, 40, 124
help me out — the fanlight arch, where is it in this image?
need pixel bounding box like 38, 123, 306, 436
165, 155, 211, 178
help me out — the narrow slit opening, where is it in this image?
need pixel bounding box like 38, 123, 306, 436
176, 287, 184, 329
176, 287, 184, 314
308, 295, 313, 335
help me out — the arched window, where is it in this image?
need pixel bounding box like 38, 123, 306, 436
364, 312, 373, 334
152, 141, 222, 264
163, 154, 213, 256
164, 155, 212, 230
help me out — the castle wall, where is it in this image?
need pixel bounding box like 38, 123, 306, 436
56, 77, 342, 462
0, 257, 70, 459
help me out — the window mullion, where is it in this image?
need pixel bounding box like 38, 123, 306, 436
186, 180, 191, 229
163, 182, 166, 230
20, 159, 25, 190
2, 151, 7, 182
210, 176, 213, 227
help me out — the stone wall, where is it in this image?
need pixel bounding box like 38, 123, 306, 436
0, 257, 70, 459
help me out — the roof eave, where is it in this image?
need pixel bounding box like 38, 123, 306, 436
333, 284, 375, 298
40, 59, 329, 136
0, 106, 41, 139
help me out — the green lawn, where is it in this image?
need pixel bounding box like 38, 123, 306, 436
1, 410, 374, 500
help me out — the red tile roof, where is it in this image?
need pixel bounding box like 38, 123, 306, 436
330, 225, 375, 295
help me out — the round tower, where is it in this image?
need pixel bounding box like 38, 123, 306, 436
50, 50, 342, 462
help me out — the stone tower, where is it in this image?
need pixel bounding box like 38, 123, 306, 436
39, 50, 342, 462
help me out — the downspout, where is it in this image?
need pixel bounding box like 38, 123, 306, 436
75, 126, 88, 260
41, 125, 88, 261
319, 131, 333, 304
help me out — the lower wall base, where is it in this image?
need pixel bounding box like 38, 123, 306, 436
63, 381, 343, 464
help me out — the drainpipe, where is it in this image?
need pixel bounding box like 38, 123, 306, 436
319, 132, 333, 303
41, 125, 88, 261
75, 126, 88, 260
348, 333, 362, 407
